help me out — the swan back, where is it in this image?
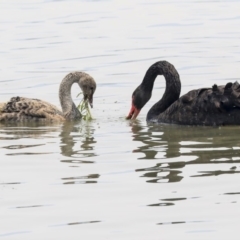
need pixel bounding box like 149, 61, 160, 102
158, 81, 240, 125
0, 97, 65, 122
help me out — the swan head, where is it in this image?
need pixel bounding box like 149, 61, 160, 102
79, 73, 97, 108
126, 85, 151, 120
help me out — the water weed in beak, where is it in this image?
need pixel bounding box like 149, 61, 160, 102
77, 92, 93, 120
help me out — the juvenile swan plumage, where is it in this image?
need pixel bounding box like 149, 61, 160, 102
127, 60, 240, 126
0, 72, 96, 122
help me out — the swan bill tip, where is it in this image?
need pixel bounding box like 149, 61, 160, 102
126, 105, 140, 120
126, 114, 132, 120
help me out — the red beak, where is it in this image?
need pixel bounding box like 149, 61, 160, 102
126, 105, 140, 120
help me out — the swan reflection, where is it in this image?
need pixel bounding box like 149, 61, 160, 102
62, 173, 100, 184
130, 121, 240, 183
59, 121, 99, 185
0, 121, 97, 161
60, 121, 97, 161
0, 120, 98, 186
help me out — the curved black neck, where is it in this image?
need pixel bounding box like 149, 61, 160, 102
143, 61, 181, 121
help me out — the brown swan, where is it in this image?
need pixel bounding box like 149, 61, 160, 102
0, 72, 96, 122
127, 60, 240, 126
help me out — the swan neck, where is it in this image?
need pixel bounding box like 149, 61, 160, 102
59, 73, 81, 120
145, 61, 181, 121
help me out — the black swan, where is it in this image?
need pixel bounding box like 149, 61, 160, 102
0, 72, 96, 122
127, 60, 240, 126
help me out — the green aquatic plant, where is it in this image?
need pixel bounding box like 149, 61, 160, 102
77, 93, 93, 121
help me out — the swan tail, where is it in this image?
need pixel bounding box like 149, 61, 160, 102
208, 81, 240, 113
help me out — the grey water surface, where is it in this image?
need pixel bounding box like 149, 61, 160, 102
0, 0, 240, 240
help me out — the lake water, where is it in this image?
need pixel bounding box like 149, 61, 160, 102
0, 0, 240, 239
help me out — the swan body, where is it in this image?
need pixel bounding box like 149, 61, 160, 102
0, 72, 96, 122
127, 61, 240, 126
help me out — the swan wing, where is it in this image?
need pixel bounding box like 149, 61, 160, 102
0, 97, 64, 122
160, 81, 240, 125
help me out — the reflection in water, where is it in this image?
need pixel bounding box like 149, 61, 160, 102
131, 121, 160, 159
0, 121, 97, 160
3, 144, 44, 150
148, 197, 187, 207
62, 173, 100, 184
0, 121, 97, 159
0, 121, 99, 185
130, 121, 240, 184
0, 122, 60, 139
60, 121, 97, 159
148, 202, 174, 207
59, 121, 99, 185
191, 169, 240, 178
0, 122, 61, 156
